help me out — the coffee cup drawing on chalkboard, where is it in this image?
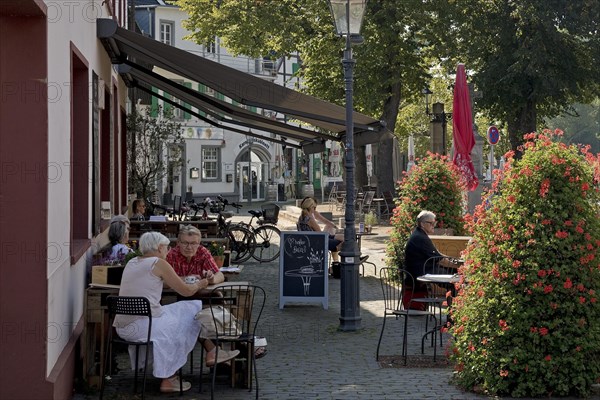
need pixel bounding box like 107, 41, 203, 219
285, 246, 325, 295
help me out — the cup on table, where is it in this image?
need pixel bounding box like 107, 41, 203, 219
184, 276, 198, 284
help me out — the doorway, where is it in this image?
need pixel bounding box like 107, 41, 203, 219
235, 144, 271, 202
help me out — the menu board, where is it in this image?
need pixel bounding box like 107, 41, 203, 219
279, 231, 328, 309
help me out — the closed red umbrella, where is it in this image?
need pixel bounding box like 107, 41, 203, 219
452, 63, 478, 191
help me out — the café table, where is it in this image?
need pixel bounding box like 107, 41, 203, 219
416, 273, 460, 360
356, 231, 378, 252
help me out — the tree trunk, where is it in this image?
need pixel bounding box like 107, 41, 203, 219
507, 100, 537, 153
376, 81, 402, 195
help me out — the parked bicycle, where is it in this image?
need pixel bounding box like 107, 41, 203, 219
222, 197, 281, 263
212, 196, 281, 263
209, 198, 256, 264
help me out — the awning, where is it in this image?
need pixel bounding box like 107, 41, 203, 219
97, 18, 389, 152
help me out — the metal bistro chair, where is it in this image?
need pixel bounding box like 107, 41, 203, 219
413, 255, 456, 358
376, 268, 435, 365
199, 284, 266, 400
100, 296, 184, 399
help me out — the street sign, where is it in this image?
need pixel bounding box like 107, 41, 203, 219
487, 125, 500, 145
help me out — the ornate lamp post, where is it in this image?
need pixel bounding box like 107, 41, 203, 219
423, 87, 452, 155
328, 0, 368, 331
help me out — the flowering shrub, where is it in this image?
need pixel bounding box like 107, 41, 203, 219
386, 152, 466, 268
450, 130, 600, 397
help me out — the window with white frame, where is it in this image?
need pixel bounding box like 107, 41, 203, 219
160, 21, 174, 45
201, 146, 220, 180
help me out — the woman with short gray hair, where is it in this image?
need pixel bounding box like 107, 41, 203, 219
114, 231, 210, 393
108, 215, 132, 260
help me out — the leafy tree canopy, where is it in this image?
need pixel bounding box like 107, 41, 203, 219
431, 0, 600, 149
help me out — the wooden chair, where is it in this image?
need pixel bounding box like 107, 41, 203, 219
376, 268, 435, 365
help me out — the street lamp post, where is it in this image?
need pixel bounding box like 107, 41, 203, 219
423, 87, 452, 155
328, 0, 368, 332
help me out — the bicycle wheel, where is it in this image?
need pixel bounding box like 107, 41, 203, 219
251, 225, 281, 262
227, 225, 256, 263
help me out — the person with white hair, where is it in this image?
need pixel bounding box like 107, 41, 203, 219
404, 210, 455, 309
114, 231, 238, 393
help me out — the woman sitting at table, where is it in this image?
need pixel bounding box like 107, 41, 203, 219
130, 198, 146, 221
297, 197, 343, 263
114, 231, 238, 393
108, 215, 132, 261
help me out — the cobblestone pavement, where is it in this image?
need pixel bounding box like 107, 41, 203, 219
74, 201, 599, 400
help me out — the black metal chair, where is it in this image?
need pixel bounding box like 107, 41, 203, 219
376, 268, 435, 365
199, 284, 266, 400
100, 296, 184, 399
413, 255, 456, 358
359, 254, 377, 276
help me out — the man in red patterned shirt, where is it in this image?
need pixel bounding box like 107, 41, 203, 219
167, 225, 225, 290
167, 225, 238, 367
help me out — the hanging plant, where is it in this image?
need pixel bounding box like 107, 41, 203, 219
450, 130, 600, 397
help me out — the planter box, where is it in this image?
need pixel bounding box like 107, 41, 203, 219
429, 235, 471, 259
91, 265, 125, 285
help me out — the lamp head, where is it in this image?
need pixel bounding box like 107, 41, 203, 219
328, 0, 368, 36
422, 87, 433, 115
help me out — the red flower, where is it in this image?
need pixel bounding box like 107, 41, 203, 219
555, 230, 568, 239
499, 320, 509, 331
500, 370, 509, 377
539, 327, 548, 336
539, 178, 550, 197
544, 285, 554, 294
545, 355, 552, 361
564, 278, 573, 289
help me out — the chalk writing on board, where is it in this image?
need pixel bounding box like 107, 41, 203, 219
285, 235, 310, 258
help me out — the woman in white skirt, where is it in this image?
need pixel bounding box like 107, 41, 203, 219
114, 231, 238, 393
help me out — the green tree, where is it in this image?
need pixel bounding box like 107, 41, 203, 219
127, 106, 184, 199
545, 100, 600, 153
430, 0, 600, 151
177, 0, 434, 195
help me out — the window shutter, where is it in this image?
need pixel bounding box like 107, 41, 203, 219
151, 87, 158, 117
163, 91, 172, 115
183, 82, 192, 119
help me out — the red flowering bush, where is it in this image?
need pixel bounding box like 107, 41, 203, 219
386, 152, 466, 267
450, 130, 600, 397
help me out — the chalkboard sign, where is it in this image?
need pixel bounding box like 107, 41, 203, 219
279, 231, 328, 309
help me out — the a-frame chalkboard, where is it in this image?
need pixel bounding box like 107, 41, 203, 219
279, 231, 328, 309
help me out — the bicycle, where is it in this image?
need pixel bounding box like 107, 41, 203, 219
239, 202, 281, 263
209, 198, 256, 264
213, 196, 281, 263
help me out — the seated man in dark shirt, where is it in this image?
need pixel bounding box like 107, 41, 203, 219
404, 210, 454, 309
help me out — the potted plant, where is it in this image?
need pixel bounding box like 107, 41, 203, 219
364, 211, 378, 233
207, 241, 226, 267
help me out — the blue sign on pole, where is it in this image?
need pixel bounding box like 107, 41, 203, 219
487, 125, 500, 145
